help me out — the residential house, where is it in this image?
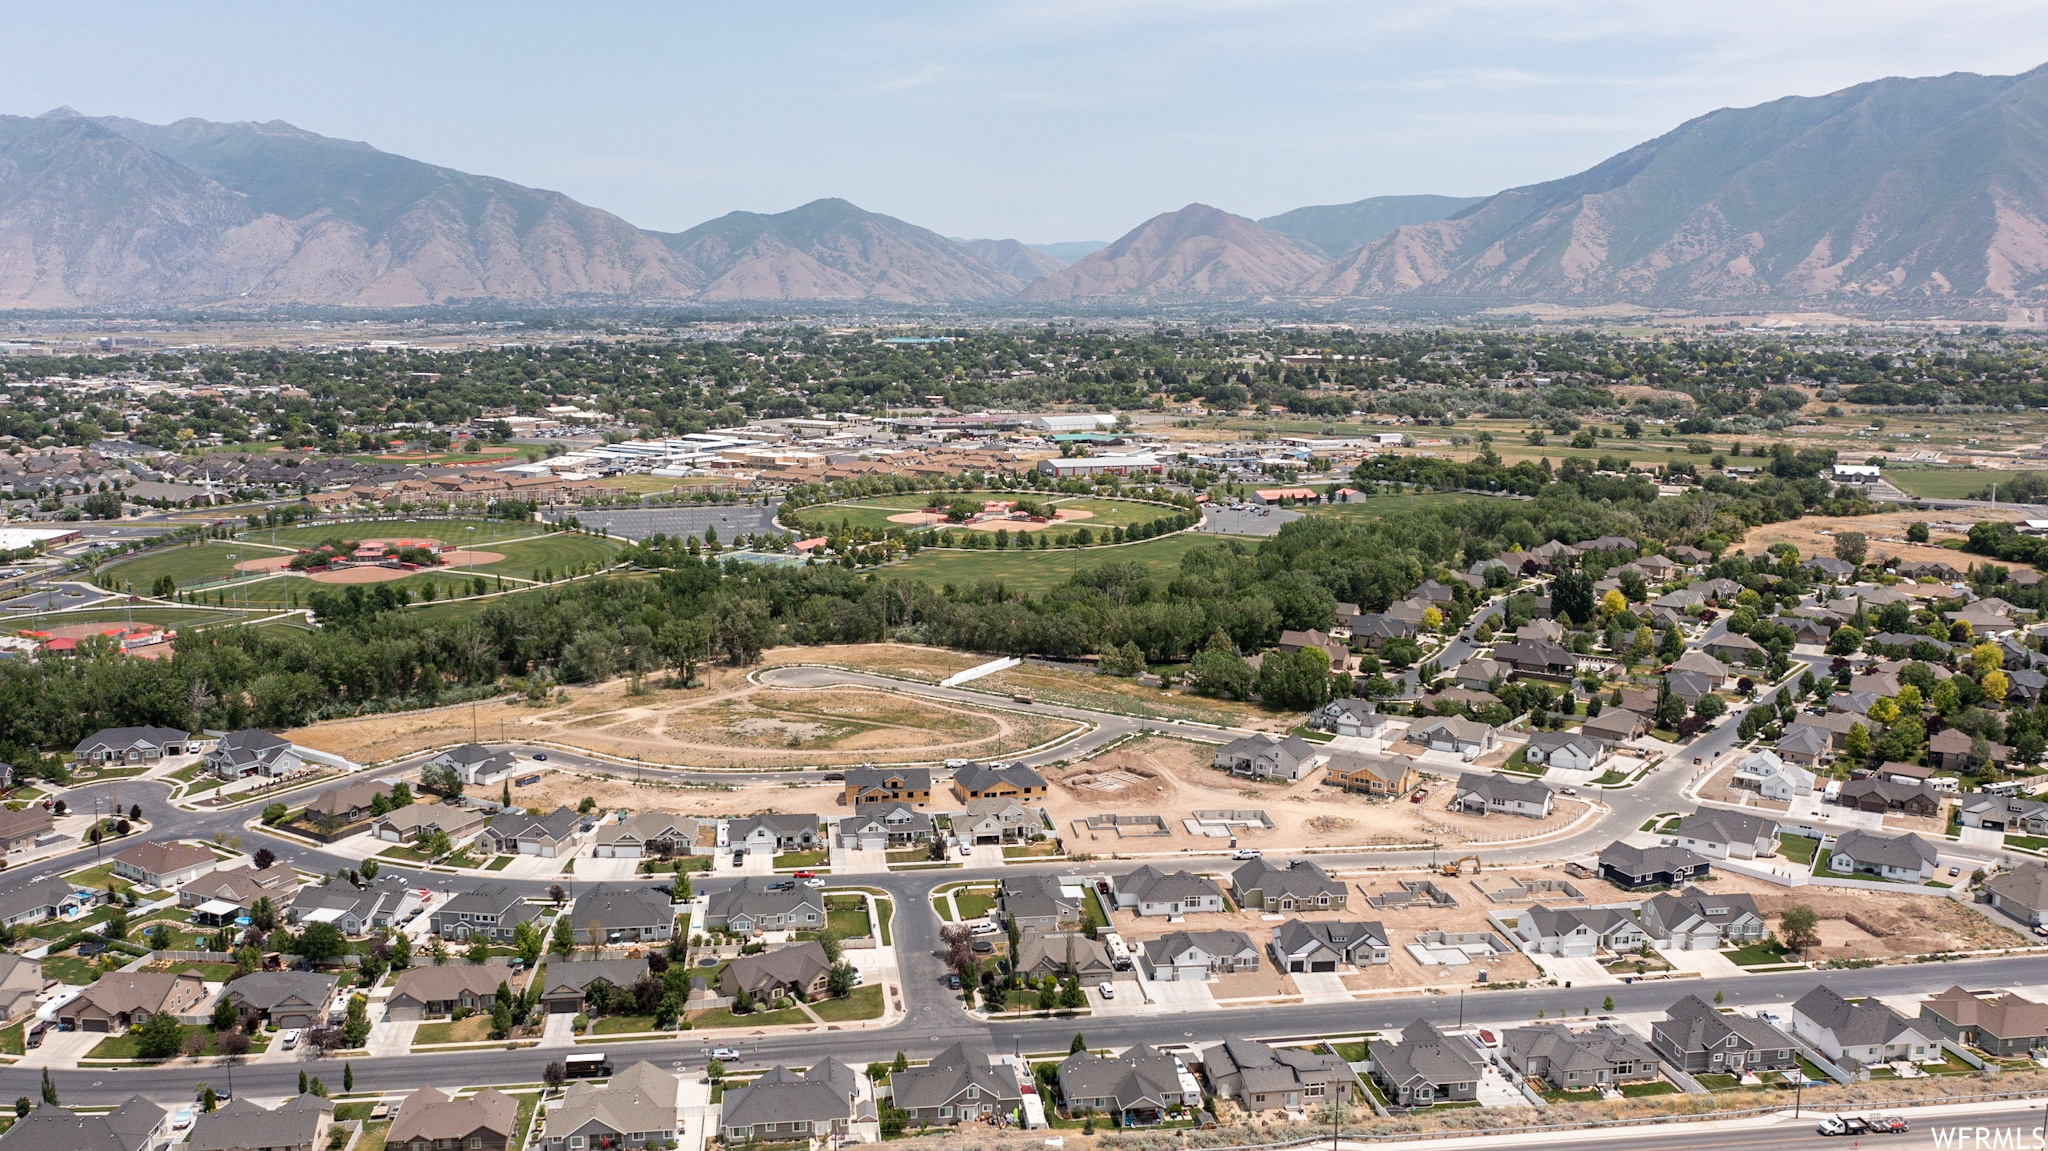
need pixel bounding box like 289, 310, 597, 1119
1523, 732, 1609, 772
1500, 1025, 1659, 1090
289, 875, 420, 936
1516, 619, 1566, 643
719, 941, 832, 1002
1013, 933, 1115, 981
539, 958, 650, 1015
1231, 859, 1348, 912
0, 806, 53, 855
1702, 633, 1766, 664
430, 884, 540, 942
570, 885, 675, 945
1202, 1037, 1355, 1110
0, 1099, 166, 1151
1455, 659, 1505, 692
1931, 727, 2010, 772
301, 779, 394, 828
726, 813, 819, 855
1826, 830, 1939, 882
384, 964, 516, 1021
74, 726, 190, 764
998, 875, 1082, 933
1367, 1020, 1484, 1107
1597, 842, 1712, 891
1509, 905, 1644, 958
705, 879, 824, 933
1771, 726, 1832, 769
387, 1088, 518, 1151
59, 970, 207, 1032
535, 1061, 681, 1151
956, 798, 1043, 844
186, 1094, 333, 1151
950, 762, 1047, 802
1352, 612, 1418, 650
1788, 618, 1833, 647
1139, 930, 1262, 981
1918, 986, 2048, 1057
1878, 761, 1934, 786
1113, 866, 1225, 917
1650, 994, 1801, 1075
1276, 629, 1352, 671
1268, 919, 1390, 972
1639, 887, 1766, 950
1454, 773, 1554, 818
369, 803, 488, 847
1793, 986, 1939, 1067
477, 807, 582, 858
1669, 650, 1730, 688
1310, 699, 1387, 739
206, 729, 304, 781
1057, 1046, 1192, 1125
1742, 747, 1821, 795
179, 864, 298, 921
1493, 640, 1578, 678
1838, 777, 1943, 817
841, 767, 932, 806
1322, 753, 1420, 798
429, 744, 519, 785
592, 812, 701, 859
221, 971, 338, 1030
1957, 795, 2048, 836
837, 803, 933, 848
720, 1064, 861, 1144
1986, 863, 2048, 928
111, 839, 217, 888
1408, 717, 1497, 757
887, 1042, 1023, 1128
1671, 811, 1779, 860
1212, 733, 1325, 782
1582, 708, 1650, 742
0, 955, 43, 1022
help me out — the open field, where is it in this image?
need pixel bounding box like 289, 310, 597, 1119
886, 532, 1235, 596
99, 541, 254, 590
286, 646, 1084, 768
248, 518, 536, 549
795, 492, 1175, 535
6, 605, 266, 630
470, 534, 625, 577
1880, 467, 2040, 499
1736, 507, 2037, 576
981, 662, 1288, 728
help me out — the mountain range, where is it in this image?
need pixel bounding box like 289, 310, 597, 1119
3, 60, 2046, 311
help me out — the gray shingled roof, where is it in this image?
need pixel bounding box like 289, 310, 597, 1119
187, 1094, 330, 1151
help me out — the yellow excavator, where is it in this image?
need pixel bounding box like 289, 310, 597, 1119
1440, 856, 1481, 877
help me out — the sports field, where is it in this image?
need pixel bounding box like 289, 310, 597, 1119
248, 518, 535, 549
1884, 467, 2044, 499
99, 541, 261, 591
794, 492, 1177, 535
467, 533, 625, 578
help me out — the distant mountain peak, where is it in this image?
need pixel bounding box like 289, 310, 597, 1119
1014, 203, 1324, 304
36, 106, 83, 119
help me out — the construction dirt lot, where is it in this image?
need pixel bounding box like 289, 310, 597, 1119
286, 645, 1083, 769
1738, 507, 2038, 578
1046, 735, 1593, 853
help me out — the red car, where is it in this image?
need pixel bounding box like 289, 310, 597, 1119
792, 870, 816, 879
1410, 790, 1428, 803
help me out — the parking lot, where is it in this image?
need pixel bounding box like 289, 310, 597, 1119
1200, 503, 1299, 536
545, 503, 784, 544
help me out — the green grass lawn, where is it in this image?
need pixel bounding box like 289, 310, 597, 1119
2006, 834, 2048, 852
413, 1016, 494, 1045
251, 518, 530, 549
795, 492, 1175, 536
1619, 1081, 1680, 1098
773, 850, 829, 869
99, 541, 258, 592
1777, 834, 1820, 865
63, 861, 135, 894
1299, 492, 1497, 520
875, 895, 894, 946
885, 531, 1234, 596
591, 1014, 660, 1035
825, 896, 871, 939
886, 848, 934, 863
953, 889, 996, 921
0, 1022, 22, 1056
1541, 1088, 1603, 1103
1884, 467, 2044, 499
810, 985, 883, 1022
5, 604, 264, 630
1726, 941, 1795, 966
1693, 1073, 1741, 1090
1327, 1041, 1368, 1063
472, 533, 625, 578
1082, 888, 1109, 931
41, 953, 104, 985
87, 1026, 227, 1061
689, 1003, 810, 1029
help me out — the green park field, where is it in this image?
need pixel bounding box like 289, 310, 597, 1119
885, 531, 1247, 595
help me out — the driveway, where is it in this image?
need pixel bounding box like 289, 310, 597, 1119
829, 845, 888, 875
964, 844, 1007, 869
366, 1019, 418, 1057
1540, 955, 1621, 987
1476, 1065, 1534, 1108
1138, 979, 1217, 1011
539, 1011, 577, 1048
1656, 947, 1748, 978
1086, 981, 1146, 1016
574, 855, 642, 881
17, 1030, 98, 1069
1957, 826, 2003, 850
1293, 972, 1352, 1003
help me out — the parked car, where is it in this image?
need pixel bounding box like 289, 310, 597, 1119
1097, 982, 1115, 999
732, 851, 746, 866
280, 1029, 301, 1049
947, 973, 961, 989
1409, 790, 1428, 803
793, 870, 817, 879
803, 878, 824, 888
1231, 848, 1261, 860
970, 921, 1001, 936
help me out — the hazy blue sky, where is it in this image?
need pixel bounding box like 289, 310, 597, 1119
9, 2, 2048, 242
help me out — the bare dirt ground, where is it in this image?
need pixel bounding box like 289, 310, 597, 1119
762, 643, 987, 685
885, 506, 1096, 532
1695, 762, 1791, 811
1044, 736, 1591, 853
488, 764, 852, 824
985, 665, 1289, 730
288, 648, 1082, 768
1738, 508, 2036, 577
